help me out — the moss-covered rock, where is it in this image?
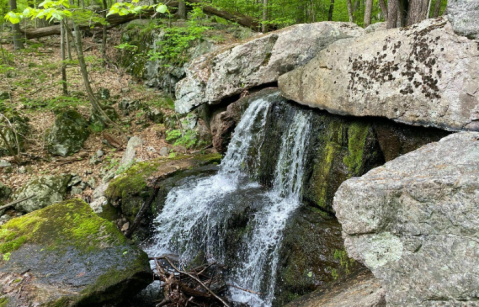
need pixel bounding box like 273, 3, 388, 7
89, 105, 119, 131
105, 153, 222, 232
0, 111, 30, 157
47, 110, 90, 157
0, 199, 151, 307
11, 174, 71, 213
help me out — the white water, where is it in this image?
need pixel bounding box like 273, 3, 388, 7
146, 96, 312, 306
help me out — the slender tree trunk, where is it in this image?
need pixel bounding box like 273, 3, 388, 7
364, 0, 373, 27
65, 22, 72, 60
328, 0, 335, 21
407, 0, 428, 25
433, 0, 441, 16
310, 0, 315, 22
378, 0, 388, 20
60, 20, 68, 95
178, 0, 186, 19
9, 0, 24, 50
387, 0, 399, 28
102, 0, 107, 66
262, 0, 268, 32
347, 0, 354, 22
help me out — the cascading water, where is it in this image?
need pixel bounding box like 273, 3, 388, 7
146, 93, 313, 306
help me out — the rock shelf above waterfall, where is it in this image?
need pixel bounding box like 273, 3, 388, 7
279, 17, 479, 132
333, 132, 479, 306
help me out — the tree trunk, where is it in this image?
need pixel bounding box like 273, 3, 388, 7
407, 0, 428, 25
262, 0, 267, 32
328, 0, 335, 21
378, 0, 388, 20
387, 0, 399, 28
9, 0, 24, 50
347, 0, 354, 22
433, 0, 441, 17
178, 0, 186, 19
60, 20, 68, 95
102, 0, 107, 66
364, 0, 373, 27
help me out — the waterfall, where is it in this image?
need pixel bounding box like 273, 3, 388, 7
146, 94, 313, 306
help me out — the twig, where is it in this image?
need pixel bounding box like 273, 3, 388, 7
0, 194, 36, 211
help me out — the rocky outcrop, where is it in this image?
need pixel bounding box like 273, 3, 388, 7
175, 22, 364, 114
333, 132, 479, 306
11, 174, 71, 213
47, 110, 90, 156
285, 269, 385, 307
447, 0, 479, 39
279, 17, 479, 131
0, 199, 151, 306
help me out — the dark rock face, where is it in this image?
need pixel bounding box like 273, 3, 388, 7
47, 110, 90, 157
0, 199, 152, 307
334, 132, 479, 306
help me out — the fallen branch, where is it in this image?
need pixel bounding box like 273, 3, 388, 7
0, 194, 36, 211
125, 185, 160, 238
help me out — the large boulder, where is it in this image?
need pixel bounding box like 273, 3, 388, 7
11, 174, 71, 213
175, 22, 364, 114
279, 17, 479, 131
47, 110, 90, 156
0, 199, 151, 306
333, 132, 479, 306
447, 0, 479, 39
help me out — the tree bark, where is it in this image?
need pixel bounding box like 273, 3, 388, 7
102, 0, 107, 66
378, 0, 388, 20
407, 0, 429, 25
387, 0, 399, 28
177, 0, 186, 19
433, 0, 441, 17
60, 20, 68, 95
347, 0, 354, 22
9, 0, 24, 50
328, 0, 335, 21
262, 0, 268, 32
364, 0, 373, 27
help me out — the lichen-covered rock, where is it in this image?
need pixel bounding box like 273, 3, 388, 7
333, 132, 479, 306
11, 174, 71, 213
89, 105, 119, 131
0, 199, 151, 306
175, 22, 364, 114
0, 111, 30, 157
279, 17, 479, 131
447, 0, 479, 39
47, 110, 90, 156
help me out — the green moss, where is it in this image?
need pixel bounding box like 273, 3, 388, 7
343, 122, 370, 175
0, 199, 125, 261
0, 297, 9, 307
314, 142, 340, 210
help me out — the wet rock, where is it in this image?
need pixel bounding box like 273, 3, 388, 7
333, 132, 479, 306
47, 110, 90, 157
448, 0, 479, 39
279, 17, 479, 132
11, 174, 71, 213
175, 22, 364, 113
89, 105, 119, 131
120, 136, 142, 168
0, 199, 152, 306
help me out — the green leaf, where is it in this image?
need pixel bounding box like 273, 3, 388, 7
156, 4, 167, 13
5, 12, 21, 24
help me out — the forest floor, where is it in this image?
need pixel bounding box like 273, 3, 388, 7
0, 27, 190, 203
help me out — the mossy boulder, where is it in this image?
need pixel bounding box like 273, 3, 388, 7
105, 154, 222, 229
11, 174, 71, 213
47, 110, 90, 157
89, 105, 119, 131
0, 199, 151, 307
0, 111, 30, 157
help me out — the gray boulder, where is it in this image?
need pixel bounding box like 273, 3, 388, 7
175, 22, 364, 114
120, 136, 142, 169
279, 17, 479, 132
333, 132, 479, 306
0, 199, 151, 306
47, 110, 90, 156
11, 174, 71, 213
447, 0, 479, 39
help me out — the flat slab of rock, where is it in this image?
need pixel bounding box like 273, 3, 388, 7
333, 132, 479, 306
279, 17, 479, 131
285, 269, 385, 307
0, 199, 151, 306
175, 22, 364, 114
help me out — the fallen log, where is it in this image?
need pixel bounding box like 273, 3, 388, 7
0, 194, 36, 211
19, 1, 259, 39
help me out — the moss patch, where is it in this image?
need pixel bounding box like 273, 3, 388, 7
343, 122, 370, 175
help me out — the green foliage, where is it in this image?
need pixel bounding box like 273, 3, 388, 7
166, 128, 198, 149
334, 248, 355, 274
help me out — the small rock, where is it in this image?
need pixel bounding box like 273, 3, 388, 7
102, 170, 116, 183
89, 196, 107, 214
85, 169, 93, 175
87, 177, 96, 189
79, 182, 87, 189
121, 88, 130, 93
18, 166, 26, 174
96, 150, 104, 158
0, 214, 12, 227
146, 146, 156, 153
71, 186, 83, 195
68, 174, 82, 187
120, 136, 142, 168
0, 160, 12, 168
89, 153, 102, 165
159, 147, 169, 156
121, 222, 130, 232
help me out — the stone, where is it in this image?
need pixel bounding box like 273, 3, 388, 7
98, 87, 110, 100
119, 98, 141, 115
279, 17, 479, 132
0, 182, 11, 201
17, 166, 26, 174
175, 22, 365, 114
68, 174, 82, 187
47, 110, 90, 157
159, 147, 169, 156
146, 108, 164, 124
284, 269, 385, 307
71, 186, 83, 195
120, 136, 142, 168
121, 222, 130, 232
0, 199, 152, 306
0, 160, 11, 168
364, 21, 386, 33
447, 0, 479, 39
0, 214, 11, 227
96, 149, 104, 158
11, 174, 71, 213
333, 132, 479, 306
87, 177, 96, 189
89, 105, 119, 131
